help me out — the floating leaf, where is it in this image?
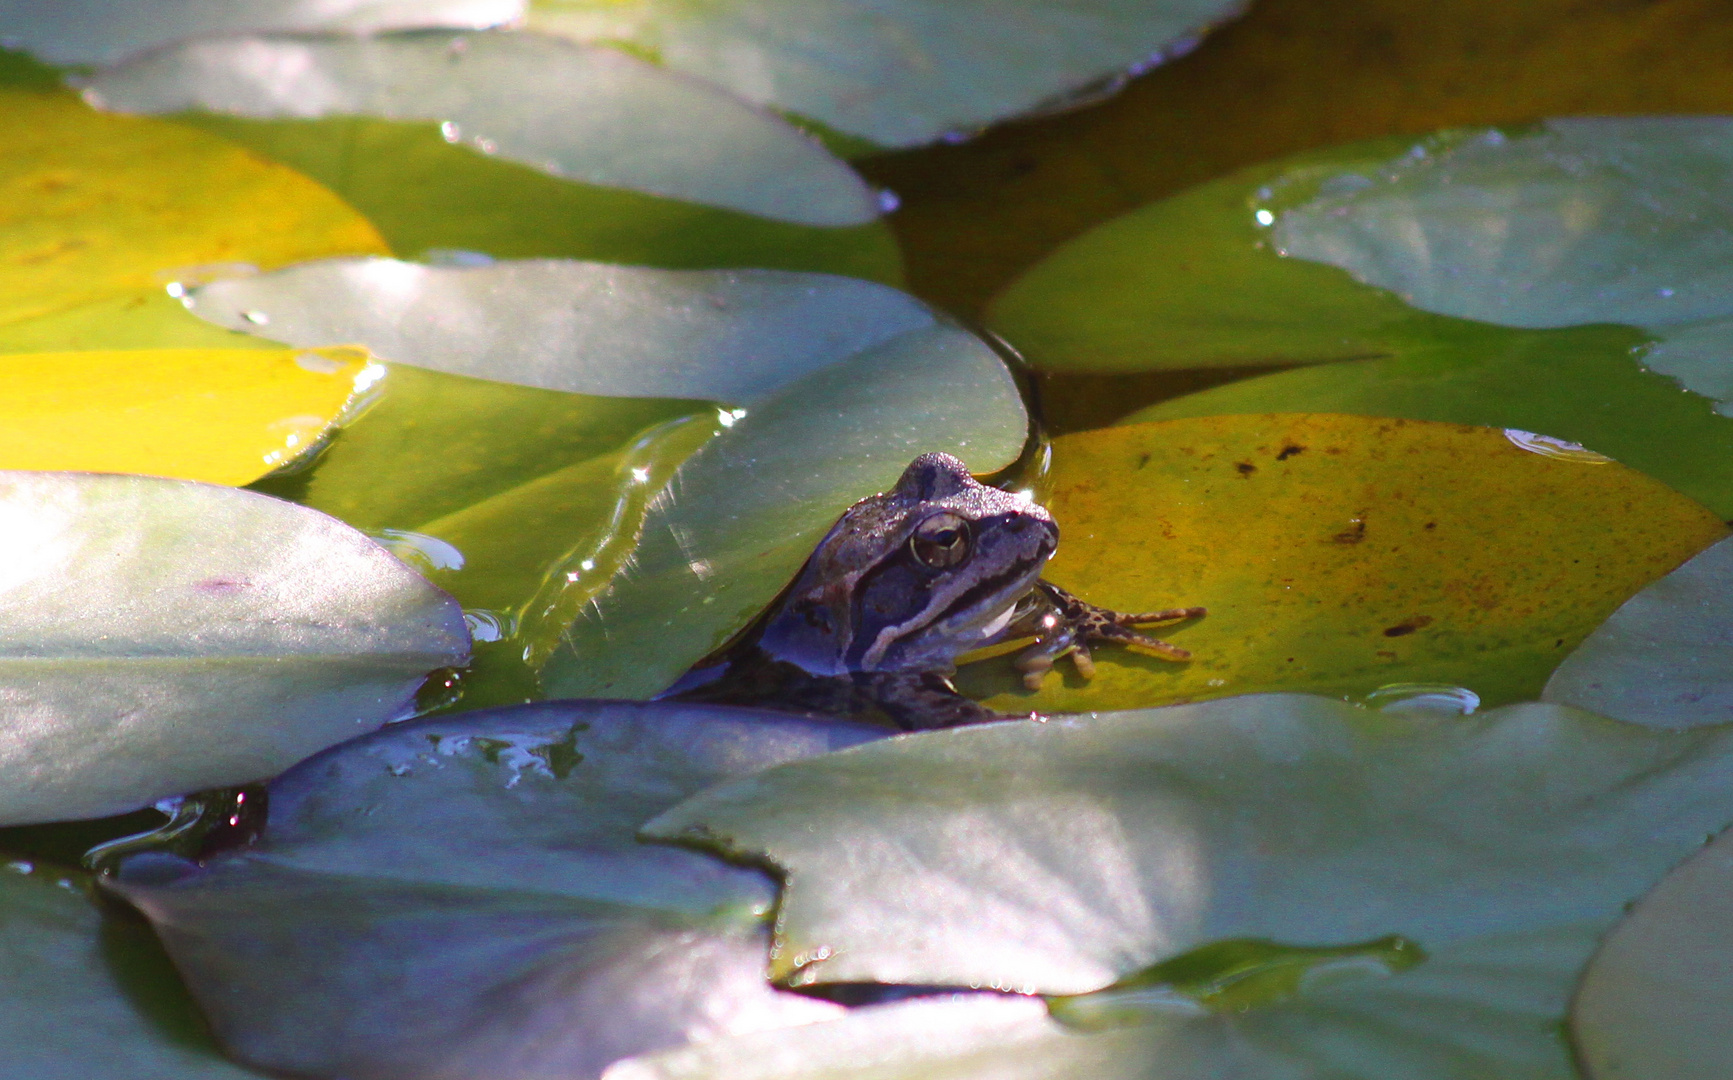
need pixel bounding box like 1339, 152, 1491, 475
0, 288, 280, 356
985, 121, 1733, 513
84, 30, 879, 228
612, 932, 1592, 1079
953, 414, 1724, 714
185, 258, 935, 401
221, 264, 980, 703
1119, 322, 1733, 518
0, 86, 386, 333
647, 695, 1733, 1003
0, 863, 269, 1079
528, 0, 1248, 149
1572, 825, 1733, 1080
0, 346, 367, 486
108, 701, 885, 1080
540, 324, 1029, 699
0, 0, 519, 64
1544, 536, 1733, 730
0, 472, 468, 825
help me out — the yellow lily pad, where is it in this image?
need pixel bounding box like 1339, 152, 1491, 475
0, 87, 386, 330
0, 346, 371, 486
955, 414, 1729, 713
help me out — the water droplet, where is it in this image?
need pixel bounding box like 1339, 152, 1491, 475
877, 188, 901, 213
242, 309, 270, 326
164, 282, 185, 298
1254, 209, 1275, 226
1658, 287, 1675, 298
1363, 682, 1480, 715
4, 860, 32, 875
474, 137, 498, 155
440, 120, 461, 143
1504, 429, 1614, 463
462, 609, 510, 643
353, 362, 388, 393
374, 529, 466, 572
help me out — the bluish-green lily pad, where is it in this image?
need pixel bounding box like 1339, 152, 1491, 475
528, 0, 1247, 149
1571, 825, 1733, 1080
184, 258, 935, 401
107, 700, 885, 1080
1544, 535, 1733, 729
84, 29, 877, 227
0, 863, 269, 1079
540, 322, 1030, 699
0, 0, 519, 64
988, 119, 1733, 514
0, 471, 468, 824
648, 695, 1733, 1002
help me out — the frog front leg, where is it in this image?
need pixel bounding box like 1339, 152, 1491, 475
1011, 581, 1204, 691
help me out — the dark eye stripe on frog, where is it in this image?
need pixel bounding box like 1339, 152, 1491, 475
851, 559, 1040, 671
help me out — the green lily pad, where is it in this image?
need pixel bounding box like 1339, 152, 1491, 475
1572, 825, 1733, 1080
0, 471, 468, 825
540, 322, 1030, 699
646, 695, 1733, 1009
84, 30, 878, 228
107, 700, 885, 1080
955, 414, 1726, 715
184, 258, 935, 401
0, 863, 268, 1079
1544, 536, 1733, 729
0, 0, 520, 64
528, 0, 1248, 149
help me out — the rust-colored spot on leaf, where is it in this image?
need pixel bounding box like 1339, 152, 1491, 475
1383, 616, 1433, 637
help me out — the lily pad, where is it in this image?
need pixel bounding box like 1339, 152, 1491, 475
220, 263, 979, 703
84, 30, 878, 228
611, 929, 1594, 1079
0, 471, 468, 825
0, 345, 368, 486
0, 0, 520, 64
107, 700, 885, 1080
1544, 536, 1733, 730
184, 258, 935, 401
647, 695, 1733, 1003
1118, 322, 1733, 518
540, 323, 1030, 699
0, 862, 268, 1079
528, 0, 1248, 149
953, 414, 1725, 715
0, 86, 386, 334
1572, 825, 1733, 1080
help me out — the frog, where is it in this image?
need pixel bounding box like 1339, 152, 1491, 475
659, 452, 1204, 730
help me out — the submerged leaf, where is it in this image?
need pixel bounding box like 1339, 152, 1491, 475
954, 414, 1725, 714
107, 700, 885, 1080
1572, 825, 1733, 1080
0, 87, 385, 333
0, 864, 268, 1079
0, 346, 367, 486
541, 324, 1029, 699
646, 695, 1733, 1004
529, 0, 1247, 149
185, 259, 935, 401
1545, 536, 1733, 729
0, 472, 468, 824
85, 30, 879, 228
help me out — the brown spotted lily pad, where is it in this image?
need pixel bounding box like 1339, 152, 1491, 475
956, 413, 1727, 713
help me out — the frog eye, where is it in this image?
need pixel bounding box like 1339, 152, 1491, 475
910, 512, 972, 569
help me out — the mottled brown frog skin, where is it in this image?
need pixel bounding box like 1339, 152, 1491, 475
660, 453, 1204, 730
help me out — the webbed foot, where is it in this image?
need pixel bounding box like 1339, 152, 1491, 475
1013, 581, 1205, 689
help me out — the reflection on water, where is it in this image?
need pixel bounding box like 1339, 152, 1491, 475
1503, 428, 1614, 463
1362, 682, 1480, 716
